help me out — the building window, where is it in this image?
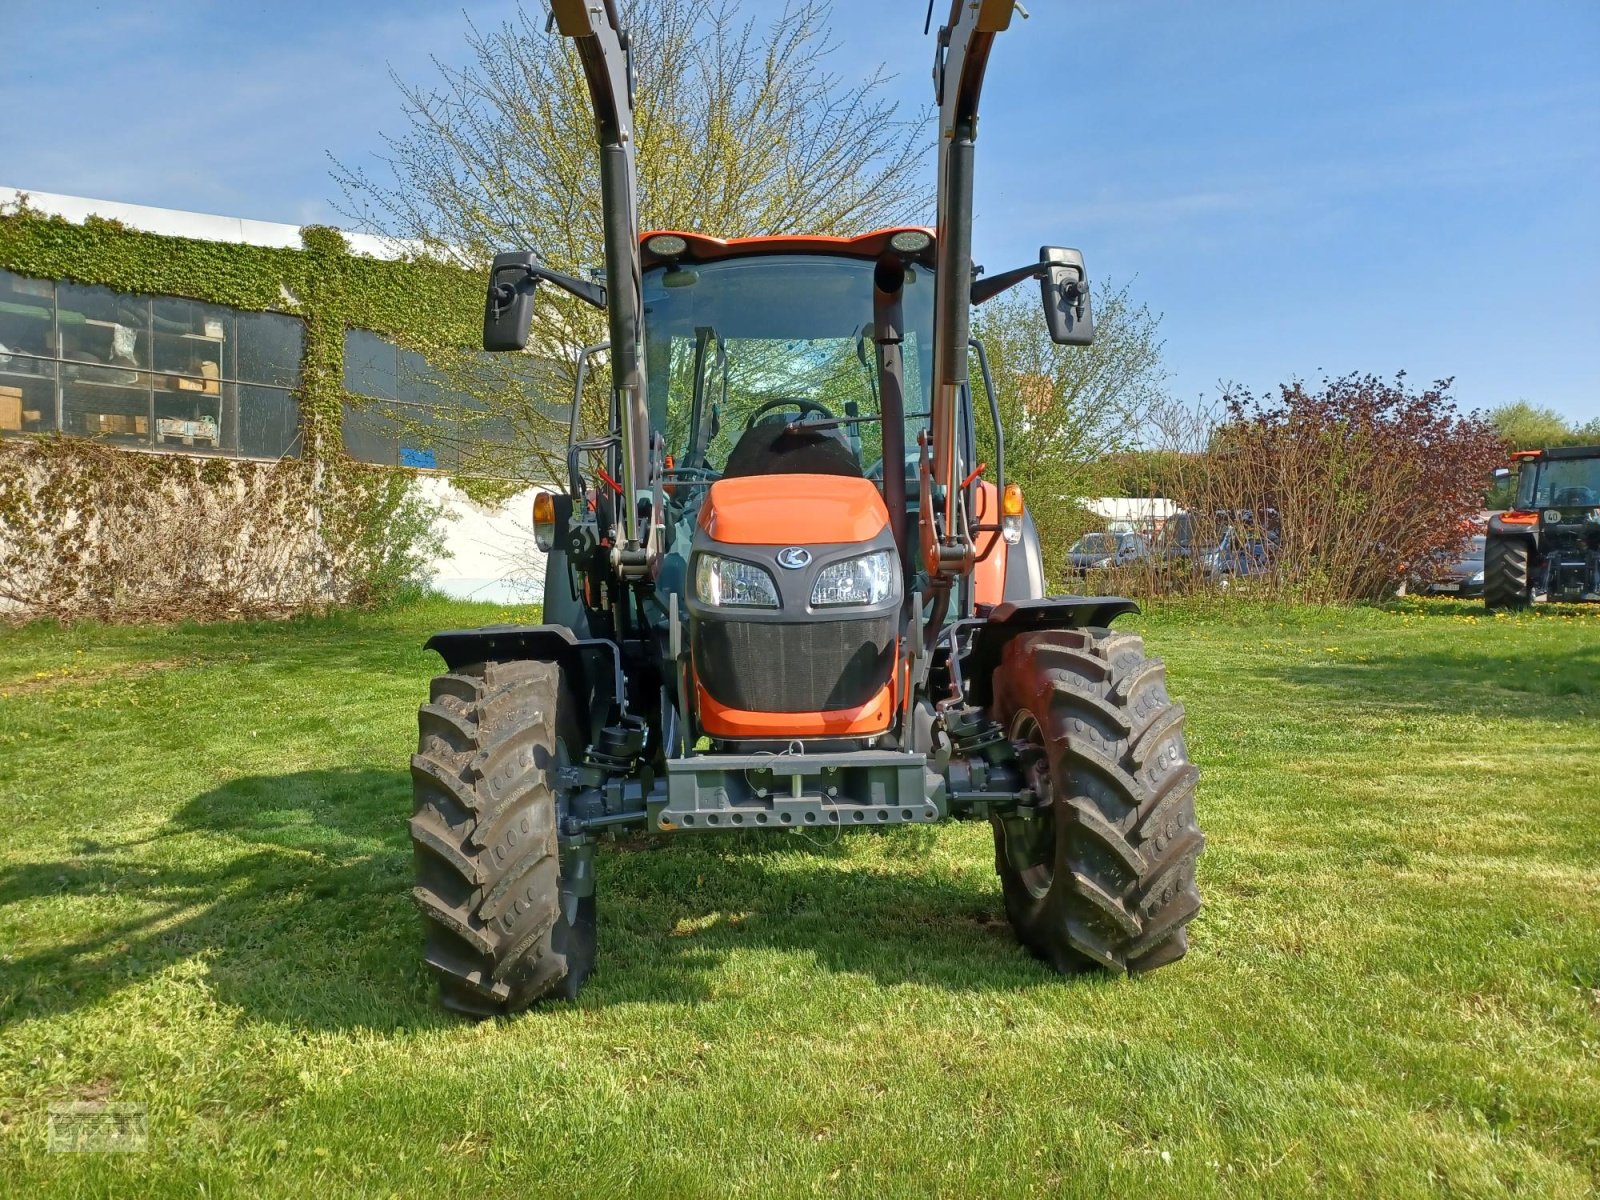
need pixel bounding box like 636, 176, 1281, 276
0, 269, 304, 458
0, 272, 61, 436
341, 329, 539, 473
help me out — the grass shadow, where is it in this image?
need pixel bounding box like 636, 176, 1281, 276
1238, 607, 1598, 721
0, 768, 1070, 1032
1273, 642, 1596, 718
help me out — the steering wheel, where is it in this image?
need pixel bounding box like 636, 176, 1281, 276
742, 396, 836, 431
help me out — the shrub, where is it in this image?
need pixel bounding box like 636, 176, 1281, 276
0, 437, 445, 623
1153, 373, 1503, 603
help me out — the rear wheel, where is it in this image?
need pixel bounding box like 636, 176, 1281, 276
1483, 536, 1531, 610
410, 658, 595, 1016
989, 628, 1203, 973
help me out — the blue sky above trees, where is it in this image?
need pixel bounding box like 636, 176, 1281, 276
2, 0, 1594, 426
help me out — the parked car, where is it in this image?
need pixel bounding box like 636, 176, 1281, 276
1197, 525, 1275, 588
1066, 531, 1149, 574
1420, 533, 1487, 597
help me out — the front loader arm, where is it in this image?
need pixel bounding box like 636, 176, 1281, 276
926, 0, 1016, 578
549, 0, 652, 573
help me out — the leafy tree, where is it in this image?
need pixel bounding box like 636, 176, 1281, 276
970, 282, 1170, 575
335, 0, 929, 481
1099, 448, 1189, 499
1487, 400, 1587, 451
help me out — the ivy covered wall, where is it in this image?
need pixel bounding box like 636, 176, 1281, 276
0, 204, 492, 621
0, 203, 483, 458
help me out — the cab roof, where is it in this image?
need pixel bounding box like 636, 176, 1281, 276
639, 227, 936, 271
1513, 445, 1600, 461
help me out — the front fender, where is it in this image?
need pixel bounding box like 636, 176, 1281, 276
1486, 514, 1539, 544
960, 597, 1140, 709
424, 624, 623, 739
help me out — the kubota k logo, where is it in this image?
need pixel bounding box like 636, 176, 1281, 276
776, 547, 811, 569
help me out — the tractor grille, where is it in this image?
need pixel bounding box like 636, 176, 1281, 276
695, 616, 896, 713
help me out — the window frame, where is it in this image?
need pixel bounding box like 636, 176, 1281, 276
0, 269, 306, 460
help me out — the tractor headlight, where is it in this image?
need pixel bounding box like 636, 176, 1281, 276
694, 554, 779, 608
811, 550, 896, 607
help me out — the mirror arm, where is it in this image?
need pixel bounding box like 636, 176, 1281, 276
970, 261, 1045, 305
971, 260, 1088, 314
494, 261, 607, 310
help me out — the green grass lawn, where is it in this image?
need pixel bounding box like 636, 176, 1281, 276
1, 596, 1596, 1197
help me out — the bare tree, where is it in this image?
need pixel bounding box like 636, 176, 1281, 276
334, 0, 930, 482
969, 282, 1171, 578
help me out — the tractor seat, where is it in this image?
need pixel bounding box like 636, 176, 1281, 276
721, 416, 863, 480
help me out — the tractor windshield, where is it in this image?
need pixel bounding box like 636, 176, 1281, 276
1516, 455, 1600, 509
642, 254, 934, 477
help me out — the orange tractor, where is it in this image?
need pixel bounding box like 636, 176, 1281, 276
411, 0, 1203, 1014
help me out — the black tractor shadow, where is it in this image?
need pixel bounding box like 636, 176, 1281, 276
0, 769, 1089, 1032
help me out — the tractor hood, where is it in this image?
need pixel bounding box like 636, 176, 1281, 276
685, 474, 900, 740
697, 475, 889, 545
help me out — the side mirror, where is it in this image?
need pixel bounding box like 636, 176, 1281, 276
1491, 467, 1511, 480
483, 251, 540, 351
1040, 246, 1094, 346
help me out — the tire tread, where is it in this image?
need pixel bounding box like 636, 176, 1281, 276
410, 658, 587, 1016
991, 627, 1204, 974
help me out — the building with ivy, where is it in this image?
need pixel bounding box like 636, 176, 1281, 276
0, 186, 553, 605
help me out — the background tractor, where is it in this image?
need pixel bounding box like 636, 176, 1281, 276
1484, 445, 1600, 608
409, 0, 1204, 1015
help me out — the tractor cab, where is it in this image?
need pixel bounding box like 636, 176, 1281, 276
1485, 445, 1600, 606
640, 231, 937, 488
1510, 446, 1600, 512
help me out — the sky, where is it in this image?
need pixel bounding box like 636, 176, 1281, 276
2, 1, 1596, 426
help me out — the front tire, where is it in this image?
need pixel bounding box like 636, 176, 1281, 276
1483, 536, 1531, 610
410, 658, 595, 1017
990, 628, 1203, 973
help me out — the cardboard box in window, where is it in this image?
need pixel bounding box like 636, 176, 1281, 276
90, 413, 148, 436
0, 388, 22, 431
175, 375, 221, 396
